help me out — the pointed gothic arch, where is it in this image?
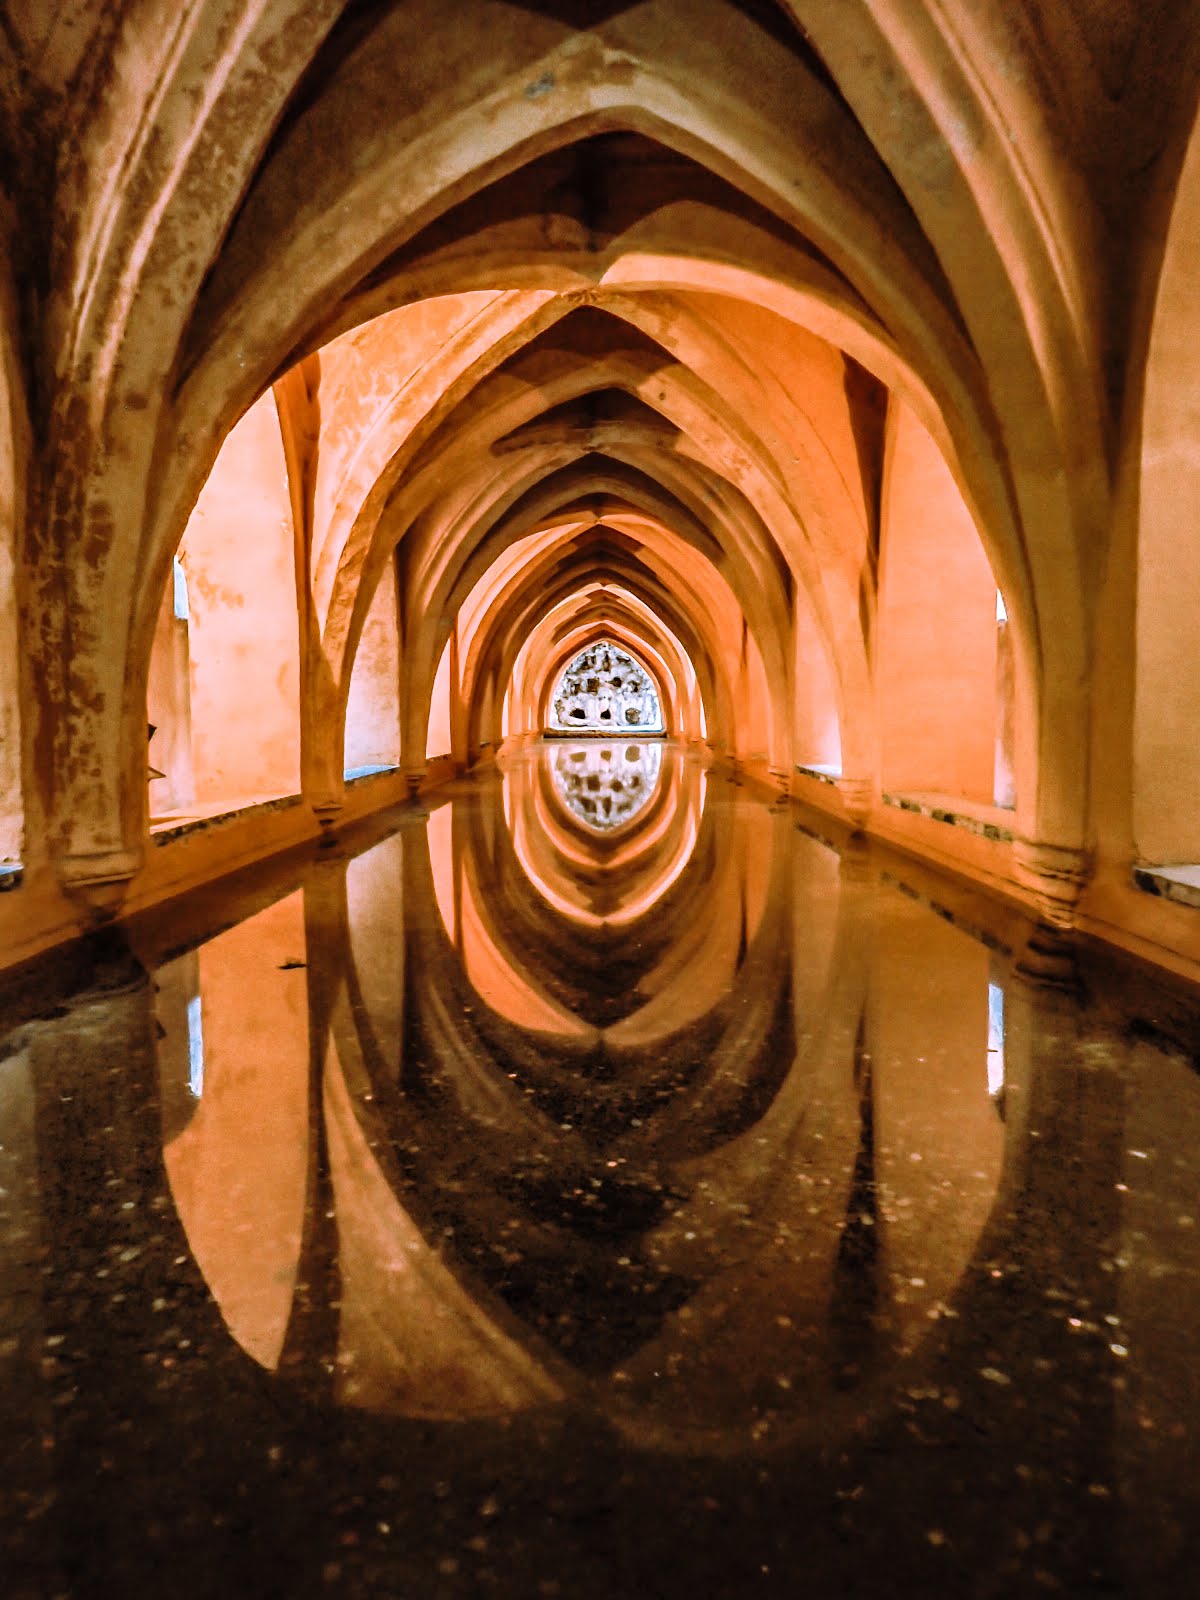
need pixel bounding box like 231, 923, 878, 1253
545, 638, 666, 737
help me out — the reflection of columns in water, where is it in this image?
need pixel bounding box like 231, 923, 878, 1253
829, 1004, 887, 1388
64, 758, 1132, 1470
827, 840, 894, 1388
279, 853, 349, 1392
62, 757, 1136, 1474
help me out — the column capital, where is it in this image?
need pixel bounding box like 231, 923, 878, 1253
56, 847, 144, 920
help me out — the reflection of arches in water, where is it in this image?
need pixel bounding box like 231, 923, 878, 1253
154, 890, 312, 1374
548, 640, 665, 734
506, 744, 709, 931
149, 752, 1018, 1454
549, 742, 663, 832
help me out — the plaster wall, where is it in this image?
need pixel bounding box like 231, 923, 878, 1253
1134, 120, 1200, 865
344, 563, 401, 773
311, 294, 500, 583
0, 281, 22, 866
878, 404, 998, 803
179, 393, 301, 807
427, 634, 453, 760
146, 576, 196, 815
678, 294, 875, 548
1133, 536, 1200, 864
793, 594, 842, 772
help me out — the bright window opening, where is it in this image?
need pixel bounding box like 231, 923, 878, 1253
172, 557, 190, 621
547, 640, 664, 734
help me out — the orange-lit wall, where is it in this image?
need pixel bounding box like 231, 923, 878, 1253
1135, 134, 1200, 865
345, 562, 401, 773
793, 589, 842, 771
146, 573, 196, 814
878, 403, 997, 803
178, 392, 301, 805
426, 634, 453, 760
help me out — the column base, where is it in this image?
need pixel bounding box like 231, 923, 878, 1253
310, 796, 342, 847
1014, 838, 1093, 930
836, 776, 874, 829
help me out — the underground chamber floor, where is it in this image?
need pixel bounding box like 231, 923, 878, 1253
2, 742, 1199, 1599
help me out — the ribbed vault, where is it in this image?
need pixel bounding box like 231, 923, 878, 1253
6, 0, 1200, 967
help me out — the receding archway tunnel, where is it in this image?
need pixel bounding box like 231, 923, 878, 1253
3, 6, 1200, 1595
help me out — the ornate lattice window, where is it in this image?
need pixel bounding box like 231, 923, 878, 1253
547, 640, 664, 734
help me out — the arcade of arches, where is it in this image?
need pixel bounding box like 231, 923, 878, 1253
2, 0, 1200, 984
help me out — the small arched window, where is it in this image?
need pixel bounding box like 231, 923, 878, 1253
547, 640, 664, 733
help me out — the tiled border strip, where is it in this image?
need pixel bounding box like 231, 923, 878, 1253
1133, 864, 1200, 911
794, 763, 839, 787
151, 792, 304, 848
883, 791, 1014, 842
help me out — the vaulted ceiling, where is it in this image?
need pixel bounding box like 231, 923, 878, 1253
3, 0, 1200, 943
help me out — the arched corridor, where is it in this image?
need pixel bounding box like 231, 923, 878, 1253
2, 5, 1200, 1595
0, 0, 1194, 974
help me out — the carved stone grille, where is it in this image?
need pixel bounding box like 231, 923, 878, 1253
547, 640, 664, 733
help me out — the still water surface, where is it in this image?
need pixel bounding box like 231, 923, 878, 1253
2, 743, 1198, 1597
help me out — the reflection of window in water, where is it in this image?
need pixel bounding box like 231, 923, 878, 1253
548, 640, 664, 733
152, 948, 205, 1139
987, 979, 1005, 1113
187, 993, 205, 1098
551, 742, 663, 830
